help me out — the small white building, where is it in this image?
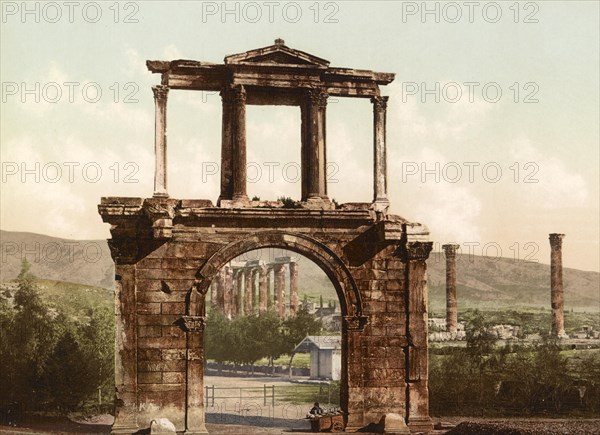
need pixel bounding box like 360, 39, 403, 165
293, 335, 341, 380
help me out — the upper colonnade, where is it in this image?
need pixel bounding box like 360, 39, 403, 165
146, 38, 394, 211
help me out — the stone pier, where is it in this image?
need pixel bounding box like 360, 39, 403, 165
549, 233, 566, 338
442, 244, 459, 334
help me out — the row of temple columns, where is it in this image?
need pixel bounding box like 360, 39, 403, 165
210, 257, 299, 319
442, 234, 567, 338
151, 83, 389, 207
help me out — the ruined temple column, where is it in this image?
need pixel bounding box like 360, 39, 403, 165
223, 265, 233, 319
371, 96, 389, 210
235, 269, 244, 316
244, 267, 253, 315
152, 85, 169, 197
550, 233, 566, 338
267, 267, 273, 310
232, 85, 248, 204
273, 264, 286, 319
251, 267, 259, 313
289, 260, 299, 316
259, 264, 268, 313
301, 89, 328, 201
210, 280, 218, 309
216, 268, 225, 312
442, 243, 459, 334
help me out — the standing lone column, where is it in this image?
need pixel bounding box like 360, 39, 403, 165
549, 233, 566, 338
289, 260, 299, 317
371, 96, 389, 210
152, 85, 169, 197
442, 244, 459, 335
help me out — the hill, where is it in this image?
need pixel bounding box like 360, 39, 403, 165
1, 230, 598, 312
0, 230, 115, 289
426, 252, 599, 312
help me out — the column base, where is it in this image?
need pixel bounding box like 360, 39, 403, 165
407, 416, 433, 433
153, 191, 169, 198
184, 429, 209, 435
381, 413, 411, 435
303, 196, 334, 210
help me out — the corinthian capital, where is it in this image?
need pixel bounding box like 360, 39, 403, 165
152, 85, 169, 102
307, 89, 328, 107
371, 95, 388, 112
549, 233, 565, 249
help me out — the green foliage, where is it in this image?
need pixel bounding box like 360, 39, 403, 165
430, 340, 598, 417
0, 260, 114, 412
277, 196, 302, 208
205, 308, 323, 368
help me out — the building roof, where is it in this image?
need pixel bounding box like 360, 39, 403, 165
293, 335, 341, 353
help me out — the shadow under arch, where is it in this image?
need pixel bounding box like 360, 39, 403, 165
194, 229, 362, 318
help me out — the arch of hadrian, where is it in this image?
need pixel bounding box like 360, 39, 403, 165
99, 39, 433, 434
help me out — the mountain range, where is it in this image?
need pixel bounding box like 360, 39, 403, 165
1, 230, 598, 312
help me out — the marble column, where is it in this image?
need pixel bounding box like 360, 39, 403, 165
235, 270, 244, 317
244, 268, 253, 315
371, 96, 389, 210
442, 244, 459, 334
259, 264, 268, 313
273, 264, 287, 319
267, 267, 273, 310
301, 89, 328, 201
251, 268, 259, 313
152, 85, 169, 197
210, 280, 218, 310
289, 261, 299, 316
550, 233, 566, 338
217, 268, 226, 312
232, 85, 248, 204
218, 87, 234, 204
223, 265, 233, 319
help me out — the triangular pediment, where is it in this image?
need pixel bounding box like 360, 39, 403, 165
225, 39, 330, 68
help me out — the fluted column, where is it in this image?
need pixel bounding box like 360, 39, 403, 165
244, 268, 253, 315
550, 233, 566, 338
267, 267, 273, 310
289, 260, 299, 316
442, 244, 459, 334
273, 264, 287, 319
223, 266, 233, 319
251, 268, 259, 313
216, 268, 225, 312
259, 264, 268, 313
235, 270, 244, 316
210, 280, 218, 310
371, 96, 389, 210
152, 85, 169, 197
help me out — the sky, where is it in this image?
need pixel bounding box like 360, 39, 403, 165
1, 1, 599, 272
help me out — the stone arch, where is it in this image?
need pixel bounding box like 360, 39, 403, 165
194, 229, 362, 318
